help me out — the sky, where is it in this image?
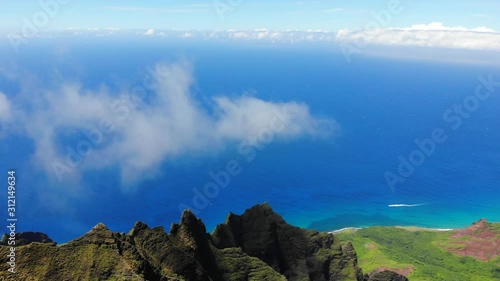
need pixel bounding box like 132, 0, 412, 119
0, 0, 499, 32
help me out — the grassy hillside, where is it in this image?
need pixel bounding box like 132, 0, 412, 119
336, 222, 500, 281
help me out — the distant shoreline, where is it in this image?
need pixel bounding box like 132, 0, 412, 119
395, 226, 454, 232
328, 227, 362, 234
328, 226, 454, 234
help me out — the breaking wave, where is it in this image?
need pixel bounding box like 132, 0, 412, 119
388, 203, 427, 208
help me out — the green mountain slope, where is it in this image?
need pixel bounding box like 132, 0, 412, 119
336, 220, 500, 281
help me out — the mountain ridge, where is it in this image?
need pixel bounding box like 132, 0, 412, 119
0, 203, 410, 280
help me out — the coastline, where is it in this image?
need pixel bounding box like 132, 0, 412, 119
328, 225, 454, 235
394, 226, 454, 232
328, 227, 362, 234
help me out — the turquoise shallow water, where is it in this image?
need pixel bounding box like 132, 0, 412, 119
1, 39, 499, 242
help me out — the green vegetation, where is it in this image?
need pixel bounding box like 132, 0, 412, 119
336, 231, 413, 274
213, 246, 286, 281
8, 204, 496, 280
337, 226, 500, 281
0, 242, 145, 281
485, 221, 500, 236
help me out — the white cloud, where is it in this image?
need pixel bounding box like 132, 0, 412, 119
336, 22, 500, 51
399, 22, 494, 32
4, 62, 337, 185
20, 25, 500, 48
144, 29, 155, 36
53, 29, 339, 42
213, 96, 335, 141
0, 92, 11, 121
222, 30, 335, 42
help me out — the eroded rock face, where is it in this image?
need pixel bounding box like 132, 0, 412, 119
0, 232, 54, 246
211, 203, 364, 281
0, 208, 284, 280
129, 212, 216, 281
0, 203, 403, 281
365, 270, 409, 281
71, 222, 116, 246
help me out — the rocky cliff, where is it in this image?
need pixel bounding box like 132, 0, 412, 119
0, 203, 406, 281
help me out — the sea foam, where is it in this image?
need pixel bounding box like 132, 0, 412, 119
388, 203, 427, 207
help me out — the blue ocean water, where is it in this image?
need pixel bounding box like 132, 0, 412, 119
1, 38, 500, 242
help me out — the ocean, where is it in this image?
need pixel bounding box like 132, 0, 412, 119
1, 38, 500, 242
